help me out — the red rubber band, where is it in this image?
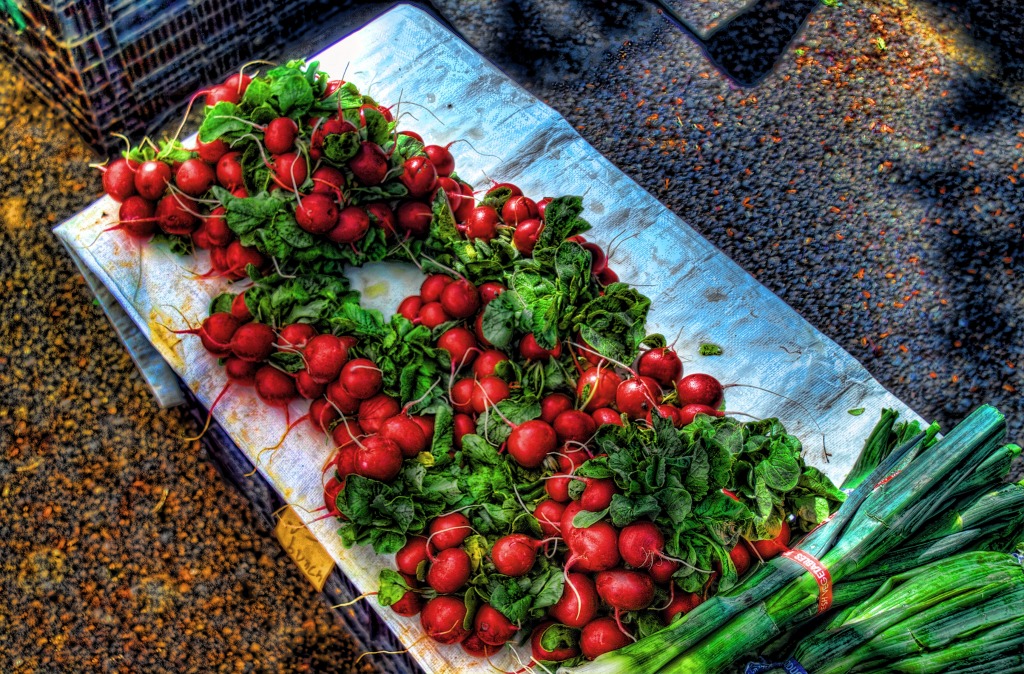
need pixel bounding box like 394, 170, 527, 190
782, 548, 833, 614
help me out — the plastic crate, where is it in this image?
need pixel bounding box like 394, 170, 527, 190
0, 0, 357, 155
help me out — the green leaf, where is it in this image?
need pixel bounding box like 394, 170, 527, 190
198, 102, 249, 142
268, 350, 305, 373
491, 578, 532, 624
528, 566, 565, 612
323, 131, 360, 163
376, 569, 410, 607
572, 507, 609, 529
539, 623, 579, 654
361, 108, 391, 146
848, 407, 866, 416
270, 71, 314, 116
609, 493, 661, 527
476, 397, 541, 444
481, 186, 515, 211
537, 196, 591, 249
481, 290, 526, 349
698, 343, 724, 356
241, 78, 271, 108
209, 293, 235, 315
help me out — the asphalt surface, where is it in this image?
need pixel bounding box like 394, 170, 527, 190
2, 0, 1022, 672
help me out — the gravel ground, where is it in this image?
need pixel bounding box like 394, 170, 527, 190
2, 0, 1022, 672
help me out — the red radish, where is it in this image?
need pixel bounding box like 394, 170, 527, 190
453, 413, 475, 450
224, 241, 266, 279
549, 572, 599, 628
166, 312, 240, 357
580, 617, 633, 660
420, 596, 470, 645
507, 419, 557, 468
116, 196, 157, 239
357, 394, 400, 434
254, 366, 298, 408
597, 268, 619, 285
396, 535, 430, 577
461, 634, 500, 658
438, 327, 478, 368
397, 295, 422, 321
553, 410, 596, 444
615, 376, 663, 420
323, 475, 343, 514
596, 569, 655, 611
155, 194, 199, 235
307, 398, 339, 434
204, 208, 233, 247
576, 477, 617, 511
399, 130, 423, 142
379, 414, 427, 458
400, 155, 437, 198
576, 335, 606, 367
561, 504, 621, 573
396, 201, 432, 238
491, 534, 542, 577
322, 79, 346, 98
649, 556, 680, 584
478, 282, 506, 305
412, 415, 435, 442
390, 588, 423, 617
134, 160, 172, 200
327, 205, 370, 244
230, 322, 276, 362
204, 84, 238, 107
617, 521, 665, 570
224, 356, 259, 386
102, 157, 138, 202
663, 591, 703, 624
420, 274, 453, 303
520, 333, 562, 361
417, 302, 449, 329
366, 202, 397, 239
440, 279, 480, 319
638, 347, 683, 387
327, 375, 361, 415
531, 622, 580, 662
647, 404, 681, 427
513, 218, 544, 255
339, 358, 382, 399
175, 158, 216, 196
534, 500, 566, 537
472, 349, 509, 378
486, 182, 523, 199
429, 512, 472, 550
473, 314, 491, 348
196, 137, 228, 163
277, 323, 317, 349
304, 334, 349, 383
582, 242, 608, 275
270, 152, 307, 190
311, 165, 346, 196
471, 376, 509, 414
231, 186, 248, 199
502, 195, 539, 225
310, 117, 356, 161
541, 393, 574, 424
295, 370, 326, 399
264, 117, 298, 154
751, 520, 791, 560
730, 541, 753, 576
576, 367, 623, 412
353, 435, 403, 482
677, 373, 725, 409
474, 604, 518, 646
333, 421, 363, 452
536, 197, 553, 218
450, 379, 476, 415
557, 445, 591, 473
678, 403, 725, 426
349, 142, 388, 185
424, 144, 455, 176
546, 474, 573, 503
192, 223, 213, 250
592, 407, 624, 426
454, 181, 476, 221
223, 72, 251, 96
216, 152, 244, 190
464, 205, 499, 242
296, 193, 339, 235
426, 547, 471, 594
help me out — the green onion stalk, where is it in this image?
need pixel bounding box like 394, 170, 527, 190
840, 409, 940, 491
561, 405, 1009, 674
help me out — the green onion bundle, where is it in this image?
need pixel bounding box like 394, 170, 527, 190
563, 405, 1017, 674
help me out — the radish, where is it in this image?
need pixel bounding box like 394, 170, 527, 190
592, 407, 624, 426
575, 477, 617, 511
546, 473, 572, 503
327, 206, 370, 244
474, 604, 518, 646
421, 596, 470, 645
307, 398, 339, 434
549, 572, 599, 628
426, 547, 471, 593
311, 165, 346, 196
581, 241, 607, 275
536, 197, 553, 218
453, 413, 475, 449
295, 370, 326, 399
224, 356, 259, 386
175, 158, 216, 196
270, 152, 307, 191
323, 475, 343, 514
230, 322, 276, 362
541, 393, 574, 424
450, 379, 476, 415
115, 196, 158, 239
203, 208, 233, 247
417, 302, 449, 329
155, 194, 199, 235
534, 500, 566, 537
464, 205, 499, 242
396, 201, 432, 238
553, 410, 596, 444
615, 376, 663, 420
502, 195, 539, 225
580, 617, 633, 660
396, 535, 430, 577
310, 117, 356, 161
576, 366, 622, 412
326, 377, 361, 415
637, 346, 683, 386
357, 394, 399, 434
513, 218, 544, 255
461, 634, 500, 658
223, 72, 251, 96
531, 622, 580, 662
519, 333, 562, 361
399, 129, 423, 143
507, 419, 557, 468
412, 415, 435, 442
730, 541, 753, 576
561, 503, 620, 573
437, 327, 478, 368
486, 182, 523, 199
440, 279, 480, 319
223, 241, 266, 279
254, 366, 298, 409
424, 144, 455, 176
662, 591, 703, 624
678, 403, 725, 426
101, 157, 138, 202
216, 152, 244, 190
491, 533, 542, 577
366, 202, 397, 239
420, 274, 453, 302
649, 556, 681, 584
390, 588, 423, 617
397, 295, 422, 321
400, 155, 437, 198
454, 181, 476, 221
339, 358, 382, 399
597, 268, 619, 285
296, 193, 339, 235
379, 414, 427, 458
304, 334, 349, 383
332, 419, 364, 452
472, 349, 508, 378
751, 520, 791, 560
617, 521, 665, 569
164, 312, 239, 357
204, 84, 238, 107
478, 282, 506, 305
646, 404, 681, 427
277, 323, 317, 349
264, 117, 298, 154
595, 568, 655, 610
349, 142, 388, 185
428, 512, 471, 550
196, 137, 228, 163
677, 373, 725, 409
134, 160, 171, 200
353, 435, 403, 482
471, 376, 509, 414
